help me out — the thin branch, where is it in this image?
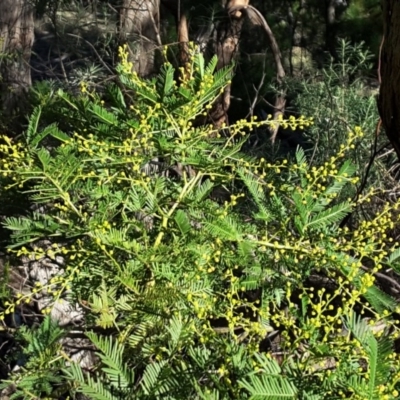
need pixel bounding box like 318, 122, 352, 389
246, 68, 266, 119
67, 33, 115, 76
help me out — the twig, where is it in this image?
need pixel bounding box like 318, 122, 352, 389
246, 68, 266, 119
227, 3, 286, 142
148, 3, 162, 48
339, 120, 380, 228
67, 33, 115, 76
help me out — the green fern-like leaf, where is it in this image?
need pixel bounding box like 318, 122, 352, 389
158, 63, 175, 99
174, 209, 191, 235
140, 360, 167, 395
240, 374, 297, 400
194, 179, 214, 202
386, 246, 400, 266
36, 147, 53, 171
292, 192, 309, 233
89, 104, 118, 126
66, 364, 118, 400
323, 160, 356, 198
345, 312, 372, 347
345, 312, 393, 399
204, 55, 218, 77
305, 201, 352, 231
205, 216, 242, 241
30, 122, 69, 147
86, 332, 134, 389
194, 51, 206, 78
26, 106, 42, 146
106, 83, 126, 109
363, 285, 397, 314
238, 167, 272, 222
240, 354, 297, 399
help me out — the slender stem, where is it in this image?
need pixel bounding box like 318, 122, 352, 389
154, 172, 202, 248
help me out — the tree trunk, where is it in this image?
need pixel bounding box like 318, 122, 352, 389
159, 0, 190, 77
0, 0, 34, 126
119, 0, 160, 77
208, 13, 243, 128
325, 0, 338, 59
378, 0, 400, 161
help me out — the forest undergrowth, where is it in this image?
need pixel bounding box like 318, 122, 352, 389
0, 43, 400, 400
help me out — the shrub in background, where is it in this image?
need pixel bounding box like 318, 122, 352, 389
291, 40, 397, 192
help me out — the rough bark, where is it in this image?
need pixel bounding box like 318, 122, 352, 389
119, 0, 160, 76
325, 0, 337, 59
178, 13, 189, 68
247, 6, 286, 141
223, 1, 286, 142
324, 0, 349, 59
286, 0, 313, 76
378, 0, 400, 161
159, 0, 190, 76
0, 0, 34, 124
209, 16, 243, 128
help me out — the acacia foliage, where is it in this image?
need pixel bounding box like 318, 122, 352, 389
0, 47, 400, 399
